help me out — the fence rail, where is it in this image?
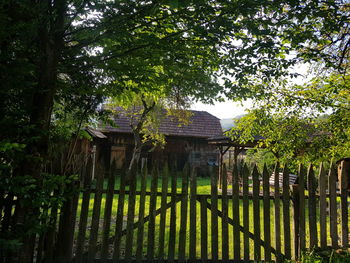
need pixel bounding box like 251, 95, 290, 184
27, 158, 350, 262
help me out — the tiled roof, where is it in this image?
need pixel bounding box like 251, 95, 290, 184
100, 109, 223, 138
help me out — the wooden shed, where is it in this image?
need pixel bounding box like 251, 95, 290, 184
90, 110, 223, 177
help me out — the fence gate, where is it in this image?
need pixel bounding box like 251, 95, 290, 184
34, 157, 350, 262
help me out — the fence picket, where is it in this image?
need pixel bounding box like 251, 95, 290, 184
87, 167, 104, 263
168, 166, 177, 261
189, 166, 197, 260
158, 163, 169, 259
328, 163, 338, 248
147, 164, 159, 260
125, 166, 138, 260
319, 163, 327, 249
232, 163, 240, 260
282, 166, 291, 259
200, 196, 208, 260
252, 165, 261, 261
75, 157, 93, 263
210, 166, 219, 260
298, 164, 306, 254
178, 164, 189, 261
292, 184, 300, 259
339, 159, 349, 248
221, 164, 229, 260
101, 160, 116, 260
136, 162, 148, 261
274, 162, 282, 262
263, 164, 271, 261
112, 169, 126, 261
36, 159, 350, 263
308, 164, 318, 249
242, 164, 250, 261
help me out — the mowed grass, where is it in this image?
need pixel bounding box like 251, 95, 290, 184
75, 174, 350, 260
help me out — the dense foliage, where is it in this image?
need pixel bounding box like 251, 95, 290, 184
1, 1, 349, 261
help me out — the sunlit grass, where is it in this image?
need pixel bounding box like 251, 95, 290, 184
74, 173, 350, 261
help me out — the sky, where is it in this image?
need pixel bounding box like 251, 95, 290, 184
191, 100, 252, 119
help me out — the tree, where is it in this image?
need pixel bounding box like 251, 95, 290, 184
229, 70, 350, 166
1, 1, 349, 261
108, 88, 193, 173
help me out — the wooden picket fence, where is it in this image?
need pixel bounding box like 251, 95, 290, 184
33, 157, 349, 263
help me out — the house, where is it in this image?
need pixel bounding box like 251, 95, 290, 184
87, 109, 223, 177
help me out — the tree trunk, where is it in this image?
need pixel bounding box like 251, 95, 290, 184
15, 1, 67, 263
127, 131, 143, 184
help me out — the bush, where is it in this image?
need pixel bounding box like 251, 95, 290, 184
297, 249, 350, 263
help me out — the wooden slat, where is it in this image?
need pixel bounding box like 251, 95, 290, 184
318, 163, 327, 249
189, 166, 197, 260
328, 163, 338, 248
252, 165, 261, 261
298, 164, 306, 253
232, 163, 240, 260
112, 169, 126, 261
221, 164, 229, 260
55, 179, 80, 262
339, 160, 349, 247
242, 164, 250, 261
158, 163, 169, 259
101, 160, 117, 260
125, 166, 138, 260
200, 196, 208, 260
262, 164, 271, 261
292, 184, 300, 259
167, 168, 177, 260
45, 196, 58, 263
307, 164, 318, 249
274, 162, 282, 262
136, 163, 148, 260
210, 165, 219, 260
282, 166, 291, 259
178, 164, 189, 261
87, 167, 105, 263
75, 157, 93, 263
147, 165, 159, 260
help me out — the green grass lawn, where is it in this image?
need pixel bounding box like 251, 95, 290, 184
75, 174, 350, 261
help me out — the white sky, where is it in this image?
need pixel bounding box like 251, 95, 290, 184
191, 100, 253, 119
